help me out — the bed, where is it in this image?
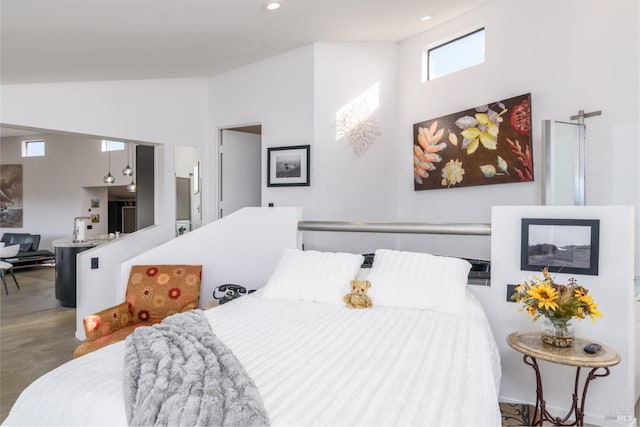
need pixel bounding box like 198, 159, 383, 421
4, 248, 501, 426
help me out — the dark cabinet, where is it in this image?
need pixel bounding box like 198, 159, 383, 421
55, 246, 90, 307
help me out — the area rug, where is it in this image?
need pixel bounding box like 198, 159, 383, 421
500, 402, 535, 426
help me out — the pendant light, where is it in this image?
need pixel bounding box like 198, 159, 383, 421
122, 144, 134, 176
103, 149, 115, 184
127, 144, 136, 192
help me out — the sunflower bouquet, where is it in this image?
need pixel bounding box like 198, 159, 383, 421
511, 268, 603, 322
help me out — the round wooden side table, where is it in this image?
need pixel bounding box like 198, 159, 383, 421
507, 331, 620, 426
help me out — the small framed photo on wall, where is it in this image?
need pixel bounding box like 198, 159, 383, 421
520, 218, 600, 275
267, 145, 310, 187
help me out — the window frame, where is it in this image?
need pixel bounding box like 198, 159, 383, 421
422, 27, 485, 82
101, 140, 125, 152
21, 139, 46, 157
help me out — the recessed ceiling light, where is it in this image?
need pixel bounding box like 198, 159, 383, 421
266, 1, 281, 11
421, 15, 432, 22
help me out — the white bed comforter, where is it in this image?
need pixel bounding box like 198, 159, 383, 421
4, 291, 501, 426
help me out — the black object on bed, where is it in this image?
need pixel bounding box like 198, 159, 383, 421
213, 284, 256, 304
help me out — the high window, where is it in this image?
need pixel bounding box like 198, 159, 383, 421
423, 28, 485, 82
101, 140, 125, 151
21, 140, 45, 157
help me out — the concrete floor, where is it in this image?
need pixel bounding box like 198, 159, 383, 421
0, 266, 79, 423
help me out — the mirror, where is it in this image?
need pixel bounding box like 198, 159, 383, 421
541, 120, 585, 205
175, 146, 201, 234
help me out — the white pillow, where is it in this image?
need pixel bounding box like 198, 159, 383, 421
366, 249, 471, 315
261, 249, 364, 305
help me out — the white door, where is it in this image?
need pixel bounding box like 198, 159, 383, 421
219, 129, 261, 217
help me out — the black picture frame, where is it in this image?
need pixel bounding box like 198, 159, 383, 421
267, 145, 310, 187
520, 218, 600, 276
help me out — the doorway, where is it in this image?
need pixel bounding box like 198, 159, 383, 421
218, 125, 262, 218
107, 186, 136, 234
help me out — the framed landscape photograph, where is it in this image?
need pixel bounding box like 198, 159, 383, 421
520, 218, 600, 275
267, 145, 310, 187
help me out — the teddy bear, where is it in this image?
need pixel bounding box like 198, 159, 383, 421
343, 279, 373, 309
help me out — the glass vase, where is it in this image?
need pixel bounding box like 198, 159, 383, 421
541, 317, 575, 347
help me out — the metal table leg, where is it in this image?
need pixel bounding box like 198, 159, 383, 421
523, 354, 610, 426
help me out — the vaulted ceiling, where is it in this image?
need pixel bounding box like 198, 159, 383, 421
1, 0, 487, 84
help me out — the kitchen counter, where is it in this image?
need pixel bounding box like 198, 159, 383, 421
52, 235, 119, 248
52, 234, 123, 307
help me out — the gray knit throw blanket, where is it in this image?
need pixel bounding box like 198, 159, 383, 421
123, 309, 270, 426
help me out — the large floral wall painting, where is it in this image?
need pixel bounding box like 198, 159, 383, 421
413, 93, 532, 191
0, 164, 23, 228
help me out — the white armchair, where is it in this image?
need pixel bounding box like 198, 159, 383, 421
0, 244, 20, 294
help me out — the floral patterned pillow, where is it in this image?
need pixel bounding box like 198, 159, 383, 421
83, 301, 132, 341
125, 265, 202, 323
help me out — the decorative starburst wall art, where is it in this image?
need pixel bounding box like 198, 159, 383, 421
413, 93, 532, 191
336, 97, 381, 157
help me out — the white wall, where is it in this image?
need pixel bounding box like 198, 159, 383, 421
76, 207, 301, 339
1, 78, 209, 337
79, 187, 109, 237
307, 43, 400, 254
1, 77, 209, 234
119, 207, 301, 302
1, 2, 637, 266
174, 145, 198, 178
0, 133, 128, 248
206, 0, 639, 269
208, 43, 402, 254
3, 2, 637, 264
208, 45, 315, 224
396, 0, 640, 270
472, 206, 635, 425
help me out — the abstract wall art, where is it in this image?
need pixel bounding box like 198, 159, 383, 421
0, 164, 23, 228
